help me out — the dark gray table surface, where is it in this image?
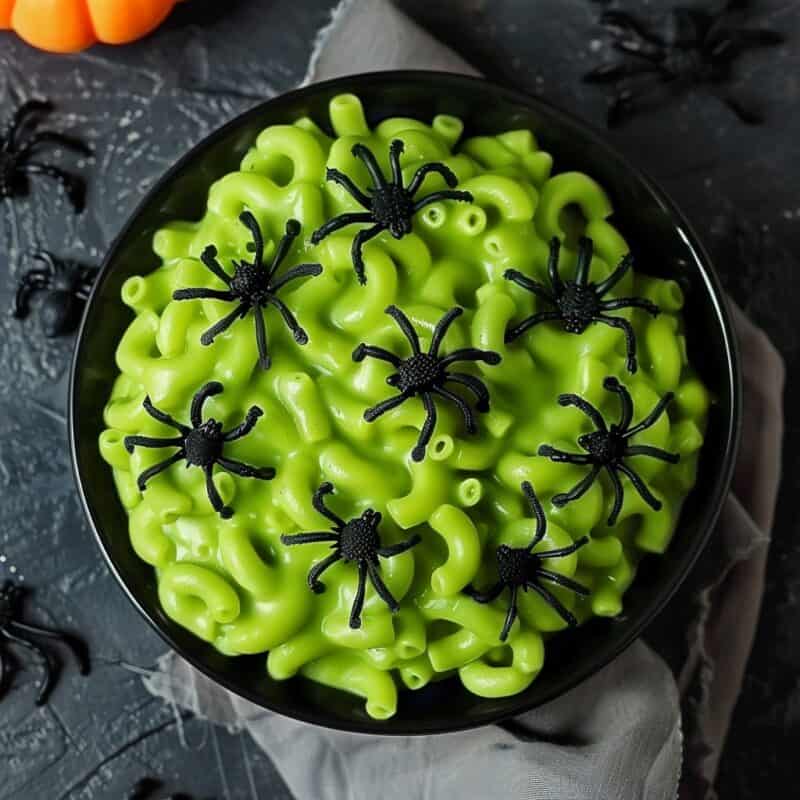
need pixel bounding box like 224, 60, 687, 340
0, 1, 796, 798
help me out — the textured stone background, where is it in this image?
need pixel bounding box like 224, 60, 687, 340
0, 1, 796, 797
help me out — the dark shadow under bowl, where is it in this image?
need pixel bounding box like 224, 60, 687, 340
70, 71, 741, 735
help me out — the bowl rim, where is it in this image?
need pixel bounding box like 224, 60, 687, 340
69, 69, 742, 735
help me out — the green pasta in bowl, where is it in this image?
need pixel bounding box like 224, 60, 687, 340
74, 73, 739, 733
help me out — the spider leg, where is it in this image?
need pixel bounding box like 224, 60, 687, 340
216, 457, 275, 481
6, 99, 52, 146
351, 224, 384, 285
604, 464, 625, 526
191, 381, 224, 427
123, 434, 183, 454
464, 581, 504, 604
267, 218, 302, 280
615, 462, 661, 512
173, 287, 237, 302
624, 444, 680, 464
547, 237, 564, 293
623, 392, 675, 438
10, 621, 90, 676
537, 445, 593, 465
199, 304, 247, 347
0, 649, 9, 703
593, 313, 638, 373
388, 139, 405, 187
500, 585, 519, 642
310, 212, 374, 245
312, 482, 346, 528
222, 406, 263, 441
19, 162, 84, 211
520, 481, 547, 548
18, 131, 91, 158
583, 59, 663, 84
535, 568, 590, 597
307, 551, 342, 594
527, 582, 578, 627
349, 562, 369, 628
601, 376, 633, 430
502, 269, 556, 304
2, 628, 58, 705
599, 296, 660, 316
251, 306, 270, 370
363, 391, 411, 422
551, 463, 603, 508
352, 343, 402, 367
710, 88, 763, 125
504, 311, 562, 343
574, 236, 594, 285
536, 535, 590, 561
429, 306, 463, 357
204, 466, 233, 519
366, 561, 400, 614
142, 396, 189, 433
411, 391, 438, 462
444, 372, 490, 412
351, 142, 388, 189
268, 296, 309, 344
30, 250, 59, 275
136, 451, 184, 491
238, 211, 265, 269
412, 190, 473, 212
558, 392, 608, 431
12, 270, 50, 319
377, 533, 421, 558
594, 253, 633, 296
385, 304, 422, 354
406, 161, 459, 195
325, 167, 372, 208
439, 347, 501, 367
200, 245, 232, 286
268, 262, 323, 293
432, 385, 476, 435
280, 531, 339, 546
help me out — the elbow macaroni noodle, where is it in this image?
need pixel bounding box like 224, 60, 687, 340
100, 94, 710, 718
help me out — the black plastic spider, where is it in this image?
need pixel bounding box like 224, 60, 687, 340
353, 305, 501, 462
12, 250, 97, 337
0, 579, 90, 706
310, 139, 473, 284
504, 236, 659, 373
538, 376, 680, 526
464, 482, 589, 641
584, 0, 784, 126
0, 99, 89, 210
280, 482, 421, 629
128, 777, 199, 800
173, 212, 322, 370
124, 381, 275, 519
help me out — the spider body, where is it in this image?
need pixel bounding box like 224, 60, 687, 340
538, 376, 680, 526
504, 236, 659, 373
281, 483, 421, 628
584, 0, 784, 126
124, 381, 275, 519
0, 580, 90, 706
353, 305, 501, 461
12, 250, 97, 337
465, 482, 590, 641
311, 139, 473, 284
0, 99, 89, 210
173, 213, 322, 370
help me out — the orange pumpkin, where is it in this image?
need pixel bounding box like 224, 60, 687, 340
0, 0, 178, 53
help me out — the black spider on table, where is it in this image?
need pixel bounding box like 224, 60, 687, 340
0, 579, 90, 706
464, 482, 590, 641
12, 250, 97, 337
311, 139, 473, 284
124, 381, 275, 519
0, 99, 90, 210
538, 376, 680, 526
584, 0, 785, 126
173, 212, 322, 370
504, 236, 659, 373
281, 482, 421, 629
353, 305, 501, 462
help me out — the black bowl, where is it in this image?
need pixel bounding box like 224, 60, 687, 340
70, 71, 741, 735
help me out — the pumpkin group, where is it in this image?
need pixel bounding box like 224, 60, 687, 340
0, 0, 178, 53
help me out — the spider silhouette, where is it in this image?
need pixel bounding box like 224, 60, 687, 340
584, 0, 784, 126
173, 212, 322, 370
0, 99, 89, 210
0, 579, 90, 706
504, 236, 659, 373
310, 139, 473, 284
464, 482, 589, 641
124, 381, 275, 519
280, 483, 421, 629
353, 305, 501, 462
12, 250, 97, 337
538, 376, 680, 526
